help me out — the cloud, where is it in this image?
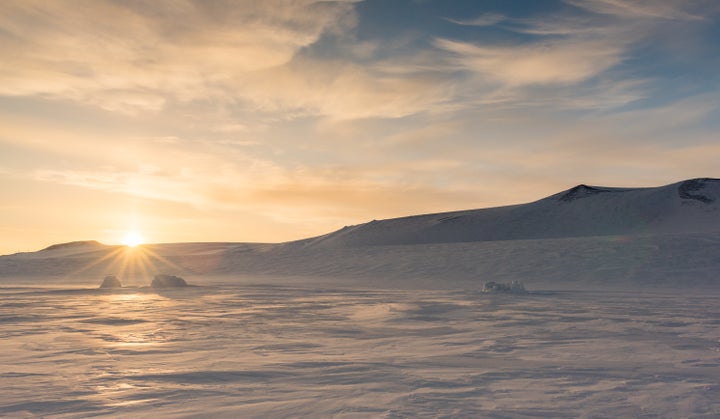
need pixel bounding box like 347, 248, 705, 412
0, 0, 460, 120
566, 0, 708, 20
430, 1, 705, 110
28, 156, 486, 229
445, 13, 505, 27
33, 167, 205, 205
435, 38, 624, 86
4, 0, 693, 121
235, 57, 457, 120
30, 154, 284, 211
511, 14, 613, 36
0, 0, 359, 113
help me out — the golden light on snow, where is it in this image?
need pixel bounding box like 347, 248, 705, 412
122, 232, 144, 248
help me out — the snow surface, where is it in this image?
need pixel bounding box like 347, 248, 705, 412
1, 178, 719, 416
1, 285, 718, 417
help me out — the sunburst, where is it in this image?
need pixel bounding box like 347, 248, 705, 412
67, 240, 185, 286
122, 231, 144, 248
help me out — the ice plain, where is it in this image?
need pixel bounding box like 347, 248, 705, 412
2, 283, 719, 418
1, 178, 719, 417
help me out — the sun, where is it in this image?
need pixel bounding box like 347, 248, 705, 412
122, 231, 144, 248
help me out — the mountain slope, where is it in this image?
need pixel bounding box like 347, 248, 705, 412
291, 178, 720, 248
0, 177, 718, 286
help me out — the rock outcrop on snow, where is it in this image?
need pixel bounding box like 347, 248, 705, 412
151, 274, 188, 288
482, 281, 527, 294
99, 275, 122, 288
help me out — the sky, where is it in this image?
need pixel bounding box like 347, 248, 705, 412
1, 0, 719, 254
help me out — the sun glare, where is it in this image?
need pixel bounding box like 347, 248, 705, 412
122, 231, 144, 248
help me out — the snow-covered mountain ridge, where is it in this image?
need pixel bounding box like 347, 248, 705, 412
0, 178, 718, 286
291, 177, 720, 248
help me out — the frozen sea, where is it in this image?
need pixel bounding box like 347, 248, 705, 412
1, 282, 719, 418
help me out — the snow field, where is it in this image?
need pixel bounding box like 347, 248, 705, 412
1, 284, 718, 417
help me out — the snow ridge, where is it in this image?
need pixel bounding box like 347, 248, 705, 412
0, 177, 718, 286
41, 240, 105, 252
295, 178, 720, 248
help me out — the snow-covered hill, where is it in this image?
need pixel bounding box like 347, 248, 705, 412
292, 178, 720, 248
0, 178, 718, 287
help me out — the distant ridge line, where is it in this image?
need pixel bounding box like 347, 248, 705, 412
291, 177, 720, 248
28, 177, 720, 253
41, 240, 105, 252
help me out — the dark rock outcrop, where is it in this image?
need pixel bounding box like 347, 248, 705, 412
678, 178, 715, 204
557, 184, 609, 202
99, 274, 122, 288
151, 274, 188, 288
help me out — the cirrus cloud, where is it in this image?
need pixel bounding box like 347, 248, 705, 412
435, 38, 625, 87
0, 0, 359, 113
566, 0, 710, 20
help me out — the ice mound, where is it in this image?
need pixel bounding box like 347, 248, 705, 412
151, 274, 188, 288
99, 274, 122, 288
482, 281, 526, 294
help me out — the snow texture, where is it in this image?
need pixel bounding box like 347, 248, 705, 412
0, 285, 718, 417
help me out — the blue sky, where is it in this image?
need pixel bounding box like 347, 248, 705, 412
0, 0, 719, 253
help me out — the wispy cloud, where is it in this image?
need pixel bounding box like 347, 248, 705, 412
0, 0, 462, 120
0, 0, 359, 114
436, 38, 624, 86
445, 13, 505, 27
236, 57, 456, 120
566, 0, 709, 20
429, 0, 715, 112
2, 0, 704, 121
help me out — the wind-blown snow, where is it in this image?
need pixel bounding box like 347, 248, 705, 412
1, 285, 718, 417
